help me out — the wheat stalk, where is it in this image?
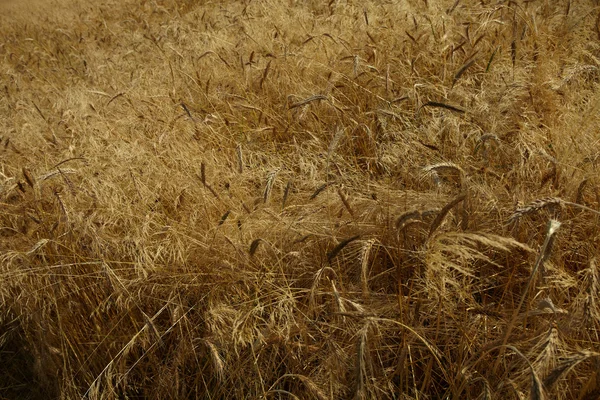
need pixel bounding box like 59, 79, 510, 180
423, 162, 464, 188
509, 197, 600, 222
359, 239, 375, 298
498, 220, 561, 374
429, 192, 467, 237
543, 350, 600, 390
288, 94, 327, 109
263, 168, 279, 204
236, 144, 244, 173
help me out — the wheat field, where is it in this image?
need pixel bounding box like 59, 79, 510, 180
1, 0, 600, 398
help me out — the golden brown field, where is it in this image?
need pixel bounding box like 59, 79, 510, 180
2, 0, 600, 398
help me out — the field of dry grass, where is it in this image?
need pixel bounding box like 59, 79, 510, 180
2, 0, 600, 398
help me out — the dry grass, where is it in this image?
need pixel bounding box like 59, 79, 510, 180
1, 0, 600, 398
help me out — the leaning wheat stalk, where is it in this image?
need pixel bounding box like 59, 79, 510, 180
496, 220, 561, 375
508, 197, 600, 223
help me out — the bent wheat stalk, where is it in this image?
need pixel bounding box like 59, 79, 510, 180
508, 197, 600, 223
496, 220, 561, 375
